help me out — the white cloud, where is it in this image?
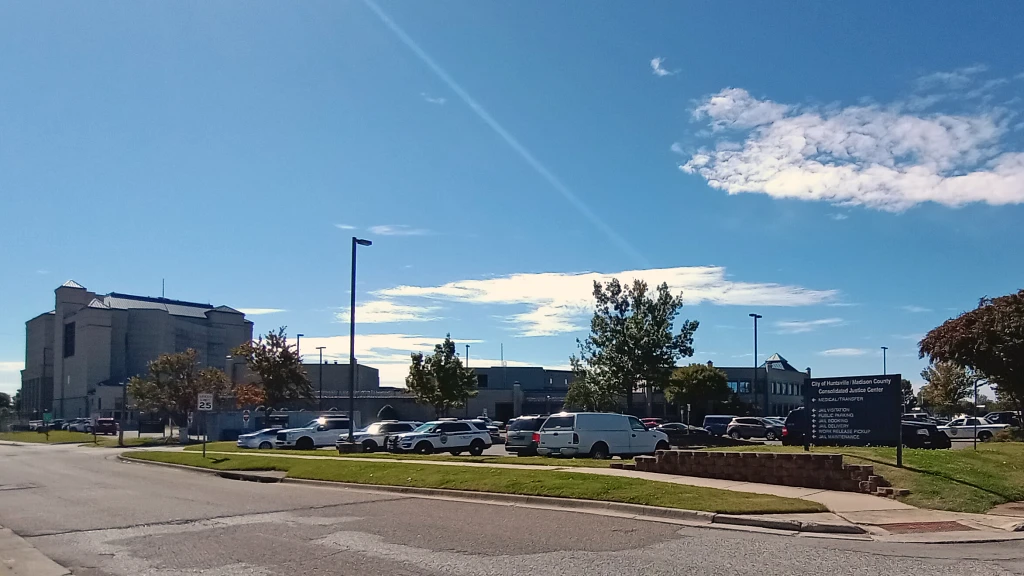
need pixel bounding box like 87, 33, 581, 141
681, 87, 1024, 211
334, 224, 356, 230
297, 334, 533, 386
915, 64, 988, 90
901, 305, 932, 313
825, 302, 859, 307
420, 92, 446, 105
238, 308, 286, 316
369, 225, 432, 237
377, 266, 837, 337
0, 361, 23, 396
336, 300, 440, 324
775, 318, 843, 334
828, 213, 849, 221
818, 348, 868, 357
650, 57, 677, 77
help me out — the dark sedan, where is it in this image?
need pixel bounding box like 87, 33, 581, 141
656, 422, 710, 445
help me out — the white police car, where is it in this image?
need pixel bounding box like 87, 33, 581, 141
340, 420, 420, 453
386, 420, 492, 456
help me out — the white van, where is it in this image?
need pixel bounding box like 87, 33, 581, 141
536, 412, 669, 459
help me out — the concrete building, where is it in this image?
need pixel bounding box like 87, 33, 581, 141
20, 280, 253, 419
716, 353, 810, 417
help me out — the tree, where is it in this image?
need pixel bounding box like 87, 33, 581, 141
564, 356, 621, 412
0, 392, 11, 410
918, 361, 978, 417
571, 279, 698, 415
127, 349, 232, 423
405, 335, 477, 418
232, 327, 312, 407
919, 289, 1024, 418
377, 404, 400, 421
233, 383, 266, 408
664, 363, 730, 423
901, 379, 917, 410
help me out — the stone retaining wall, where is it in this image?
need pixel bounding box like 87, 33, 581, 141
625, 451, 906, 496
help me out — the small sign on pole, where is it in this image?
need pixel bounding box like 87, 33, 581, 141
198, 393, 213, 457
242, 410, 251, 426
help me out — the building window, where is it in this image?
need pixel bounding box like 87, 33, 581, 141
477, 374, 488, 388
737, 380, 750, 393
63, 322, 76, 357
727, 381, 738, 392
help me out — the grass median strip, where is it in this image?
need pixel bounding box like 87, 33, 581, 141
710, 444, 1024, 513
0, 431, 98, 444
185, 441, 613, 468
125, 450, 825, 515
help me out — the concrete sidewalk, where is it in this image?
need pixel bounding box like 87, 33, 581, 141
0, 526, 70, 576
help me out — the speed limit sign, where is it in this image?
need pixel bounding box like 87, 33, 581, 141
198, 393, 214, 411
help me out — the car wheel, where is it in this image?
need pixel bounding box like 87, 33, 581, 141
765, 431, 777, 441
729, 430, 742, 439
296, 437, 314, 451
362, 440, 378, 453
449, 451, 463, 456
415, 441, 434, 455
468, 440, 486, 456
655, 440, 670, 452
979, 431, 993, 442
590, 442, 610, 460
258, 441, 273, 450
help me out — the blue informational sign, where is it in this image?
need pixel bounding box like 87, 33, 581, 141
806, 374, 902, 447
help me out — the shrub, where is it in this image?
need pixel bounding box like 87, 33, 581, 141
993, 427, 1024, 442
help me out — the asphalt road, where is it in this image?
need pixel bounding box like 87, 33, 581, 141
1, 443, 1023, 576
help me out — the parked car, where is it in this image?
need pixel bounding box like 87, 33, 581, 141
984, 411, 1022, 427
655, 422, 709, 445
275, 417, 351, 450
726, 417, 778, 440
640, 418, 664, 429
66, 418, 92, 433
468, 419, 503, 444
346, 421, 419, 453
937, 417, 1010, 442
474, 416, 506, 431
387, 420, 492, 456
536, 412, 669, 459
505, 415, 548, 456
93, 418, 119, 435
236, 428, 283, 449
902, 421, 952, 449
781, 407, 807, 446
702, 415, 737, 436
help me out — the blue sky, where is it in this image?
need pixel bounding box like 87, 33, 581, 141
2, 1, 1023, 396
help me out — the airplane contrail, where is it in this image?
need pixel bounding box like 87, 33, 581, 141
362, 0, 649, 267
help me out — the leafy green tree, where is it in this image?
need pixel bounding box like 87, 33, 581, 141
571, 279, 698, 415
232, 327, 312, 407
564, 356, 621, 412
901, 379, 917, 410
919, 289, 1024, 417
665, 363, 730, 423
127, 349, 232, 423
0, 392, 11, 410
918, 361, 978, 417
405, 335, 477, 418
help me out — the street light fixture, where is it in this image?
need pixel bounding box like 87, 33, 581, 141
349, 237, 372, 443
749, 314, 763, 415
881, 346, 888, 375
316, 346, 327, 412
296, 334, 305, 361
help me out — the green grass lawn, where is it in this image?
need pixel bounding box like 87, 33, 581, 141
0, 430, 98, 444
184, 441, 613, 468
123, 450, 824, 515
86, 435, 181, 448
709, 444, 1024, 513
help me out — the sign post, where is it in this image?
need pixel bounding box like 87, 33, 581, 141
242, 409, 250, 429
805, 374, 902, 463
197, 393, 214, 458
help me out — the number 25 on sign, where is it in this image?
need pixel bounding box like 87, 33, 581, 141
197, 393, 214, 411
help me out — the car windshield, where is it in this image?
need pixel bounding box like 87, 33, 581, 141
508, 419, 544, 431
255, 428, 278, 434
413, 423, 439, 433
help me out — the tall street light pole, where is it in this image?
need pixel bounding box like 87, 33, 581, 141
881, 346, 888, 375
749, 314, 763, 415
465, 344, 470, 368
349, 237, 372, 443
316, 346, 326, 412
296, 333, 304, 361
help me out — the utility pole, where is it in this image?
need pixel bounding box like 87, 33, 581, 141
349, 237, 372, 443
749, 314, 763, 415
881, 346, 888, 375
317, 346, 326, 412
296, 334, 304, 361
465, 344, 470, 368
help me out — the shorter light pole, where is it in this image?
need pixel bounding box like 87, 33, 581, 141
316, 346, 326, 412
296, 333, 304, 361
465, 344, 470, 368
881, 346, 888, 375
749, 313, 763, 415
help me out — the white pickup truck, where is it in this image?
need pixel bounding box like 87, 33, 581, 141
275, 417, 351, 450
937, 417, 1010, 442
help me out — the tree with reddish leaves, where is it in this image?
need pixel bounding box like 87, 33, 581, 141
919, 290, 1024, 418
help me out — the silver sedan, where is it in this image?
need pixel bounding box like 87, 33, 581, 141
236, 428, 282, 449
